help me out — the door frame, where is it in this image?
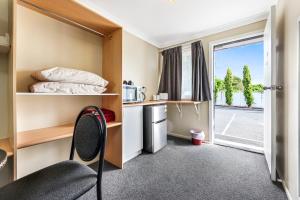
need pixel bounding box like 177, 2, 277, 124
298, 16, 300, 198
208, 30, 265, 146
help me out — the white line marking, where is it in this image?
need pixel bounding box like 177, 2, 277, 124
221, 114, 236, 135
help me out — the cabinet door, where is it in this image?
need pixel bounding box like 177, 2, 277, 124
123, 106, 143, 162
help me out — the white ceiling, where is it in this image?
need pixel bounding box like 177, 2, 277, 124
79, 0, 276, 48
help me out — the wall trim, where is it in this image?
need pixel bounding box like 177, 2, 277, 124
168, 132, 191, 140
281, 180, 292, 200
297, 16, 300, 199
168, 132, 211, 144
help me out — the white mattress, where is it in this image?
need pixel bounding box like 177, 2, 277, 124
30, 82, 107, 95
31, 67, 109, 87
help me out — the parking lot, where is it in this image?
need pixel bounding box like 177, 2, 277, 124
214, 106, 264, 147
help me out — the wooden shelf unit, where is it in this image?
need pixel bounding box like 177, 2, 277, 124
0, 138, 13, 157
7, 0, 125, 180
17, 121, 122, 149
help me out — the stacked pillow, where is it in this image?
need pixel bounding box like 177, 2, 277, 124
30, 67, 109, 95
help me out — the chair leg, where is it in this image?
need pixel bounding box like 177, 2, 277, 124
97, 182, 102, 200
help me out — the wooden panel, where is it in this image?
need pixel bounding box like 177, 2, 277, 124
0, 138, 13, 157
102, 29, 123, 168
18, 0, 120, 36
17, 122, 122, 149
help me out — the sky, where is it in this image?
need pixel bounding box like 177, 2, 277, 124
214, 42, 264, 84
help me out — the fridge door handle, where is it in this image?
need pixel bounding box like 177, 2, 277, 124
154, 119, 166, 124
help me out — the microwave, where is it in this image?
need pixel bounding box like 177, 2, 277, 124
123, 85, 145, 103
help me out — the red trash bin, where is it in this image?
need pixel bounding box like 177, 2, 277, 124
190, 129, 205, 145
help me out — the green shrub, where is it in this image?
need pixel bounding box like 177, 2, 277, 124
214, 78, 224, 102
252, 84, 264, 93
232, 76, 243, 92
224, 68, 233, 105
242, 65, 254, 107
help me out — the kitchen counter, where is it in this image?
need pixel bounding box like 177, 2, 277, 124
123, 101, 167, 107
123, 100, 201, 107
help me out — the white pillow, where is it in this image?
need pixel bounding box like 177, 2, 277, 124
30, 82, 107, 94
31, 67, 108, 87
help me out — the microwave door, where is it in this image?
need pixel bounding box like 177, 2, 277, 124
124, 86, 137, 102
124, 86, 130, 102
130, 87, 137, 102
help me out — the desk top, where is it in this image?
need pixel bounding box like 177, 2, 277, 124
123, 100, 201, 107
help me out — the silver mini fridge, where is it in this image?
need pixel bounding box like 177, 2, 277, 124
143, 104, 167, 153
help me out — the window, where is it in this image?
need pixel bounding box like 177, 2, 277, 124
181, 46, 192, 99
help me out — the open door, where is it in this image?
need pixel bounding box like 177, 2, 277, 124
264, 5, 280, 181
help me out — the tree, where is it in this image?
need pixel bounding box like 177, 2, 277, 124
252, 84, 264, 93
252, 83, 264, 106
214, 78, 224, 102
232, 76, 243, 92
242, 65, 254, 107
224, 68, 233, 105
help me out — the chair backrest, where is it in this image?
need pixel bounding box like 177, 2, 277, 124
70, 106, 107, 161
70, 106, 107, 200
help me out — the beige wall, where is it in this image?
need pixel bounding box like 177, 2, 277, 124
276, 0, 300, 199
16, 5, 102, 178
122, 31, 159, 101
167, 20, 266, 140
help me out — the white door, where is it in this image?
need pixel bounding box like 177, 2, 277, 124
264, 5, 278, 181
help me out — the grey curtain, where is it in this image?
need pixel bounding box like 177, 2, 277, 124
158, 46, 182, 100
191, 41, 211, 101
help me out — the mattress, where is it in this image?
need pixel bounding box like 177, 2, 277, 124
30, 82, 107, 95
31, 67, 109, 87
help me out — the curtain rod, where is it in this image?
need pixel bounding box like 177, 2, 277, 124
20, 0, 106, 37
159, 38, 202, 52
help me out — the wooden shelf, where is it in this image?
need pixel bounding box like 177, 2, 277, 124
16, 92, 120, 96
17, 121, 122, 149
0, 138, 13, 157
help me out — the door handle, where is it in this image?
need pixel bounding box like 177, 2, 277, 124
263, 85, 283, 91
154, 119, 166, 124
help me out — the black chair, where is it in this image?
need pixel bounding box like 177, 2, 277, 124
0, 106, 107, 200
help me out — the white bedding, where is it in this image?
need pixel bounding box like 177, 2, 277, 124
31, 67, 109, 87
30, 82, 107, 94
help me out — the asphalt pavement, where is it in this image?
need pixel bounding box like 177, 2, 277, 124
214, 106, 264, 147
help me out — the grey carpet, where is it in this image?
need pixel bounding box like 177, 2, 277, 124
90, 136, 287, 200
